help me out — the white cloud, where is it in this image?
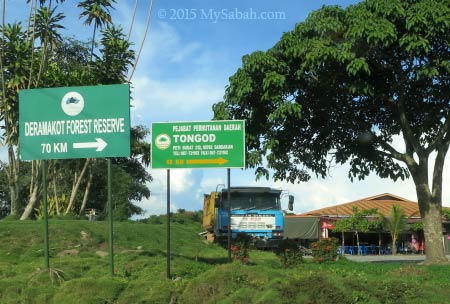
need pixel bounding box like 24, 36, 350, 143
124, 13, 226, 125
131, 75, 224, 125
200, 176, 226, 191
136, 168, 202, 218
148, 168, 195, 194
134, 195, 178, 218
132, 21, 201, 65
134, 168, 189, 217
170, 169, 195, 193
127, 20, 215, 78
170, 41, 202, 63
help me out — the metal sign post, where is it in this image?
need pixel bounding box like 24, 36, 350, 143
167, 169, 171, 279
42, 160, 50, 269
108, 159, 114, 276
227, 169, 231, 262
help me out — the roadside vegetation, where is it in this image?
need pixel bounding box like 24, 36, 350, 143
1, 213, 449, 303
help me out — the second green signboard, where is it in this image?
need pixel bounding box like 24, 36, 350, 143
151, 120, 245, 169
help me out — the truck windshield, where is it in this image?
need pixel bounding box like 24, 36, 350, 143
222, 192, 280, 210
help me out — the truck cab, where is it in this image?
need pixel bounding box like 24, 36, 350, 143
203, 186, 293, 248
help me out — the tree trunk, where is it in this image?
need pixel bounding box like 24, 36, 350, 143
417, 189, 447, 264
378, 233, 381, 255
20, 160, 41, 220
79, 171, 93, 216
355, 231, 360, 255
90, 23, 97, 61
412, 167, 448, 264
392, 235, 397, 255
6, 146, 19, 216
65, 158, 90, 214
20, 183, 39, 220
8, 183, 17, 214
52, 165, 60, 215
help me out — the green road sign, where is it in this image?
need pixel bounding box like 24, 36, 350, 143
19, 84, 130, 160
151, 120, 245, 169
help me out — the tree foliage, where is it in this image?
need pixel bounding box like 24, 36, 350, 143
78, 0, 117, 58
215, 0, 450, 264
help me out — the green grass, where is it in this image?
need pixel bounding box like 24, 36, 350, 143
1, 217, 450, 303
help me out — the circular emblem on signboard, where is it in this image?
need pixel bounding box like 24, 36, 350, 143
61, 91, 84, 116
155, 134, 171, 150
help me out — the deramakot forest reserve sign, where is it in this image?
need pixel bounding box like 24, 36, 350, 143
19, 84, 130, 160
151, 120, 245, 169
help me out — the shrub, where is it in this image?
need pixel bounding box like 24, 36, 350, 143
0, 214, 20, 221
311, 237, 339, 263
146, 215, 163, 224
274, 239, 303, 267
52, 214, 81, 221
231, 233, 253, 264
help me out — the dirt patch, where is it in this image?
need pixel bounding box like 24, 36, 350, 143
97, 242, 107, 250
96, 250, 108, 257
392, 265, 427, 276
57, 249, 79, 257
80, 230, 90, 240
120, 249, 144, 254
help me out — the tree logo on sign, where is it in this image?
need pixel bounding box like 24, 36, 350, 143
155, 134, 171, 150
61, 92, 84, 116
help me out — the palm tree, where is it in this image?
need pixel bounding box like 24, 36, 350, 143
33, 6, 65, 53
95, 25, 134, 83
32, 6, 65, 86
78, 0, 116, 60
383, 204, 406, 255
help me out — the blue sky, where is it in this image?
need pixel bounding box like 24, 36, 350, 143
4, 0, 450, 216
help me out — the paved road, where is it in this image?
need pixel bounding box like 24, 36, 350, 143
345, 254, 425, 263
343, 254, 450, 263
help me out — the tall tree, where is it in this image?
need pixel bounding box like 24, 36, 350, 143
0, 23, 33, 215
214, 0, 450, 264
78, 0, 116, 59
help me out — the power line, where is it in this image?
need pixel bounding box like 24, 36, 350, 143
128, 0, 153, 82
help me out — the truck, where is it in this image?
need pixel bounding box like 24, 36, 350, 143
202, 186, 294, 247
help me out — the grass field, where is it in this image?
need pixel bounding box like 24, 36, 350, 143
1, 213, 450, 303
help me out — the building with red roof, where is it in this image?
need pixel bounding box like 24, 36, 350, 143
284, 193, 450, 254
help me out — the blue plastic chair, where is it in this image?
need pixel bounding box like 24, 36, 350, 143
348, 246, 355, 255
358, 245, 369, 255
383, 246, 392, 254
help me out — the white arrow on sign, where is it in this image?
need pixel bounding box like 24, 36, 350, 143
73, 138, 108, 152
